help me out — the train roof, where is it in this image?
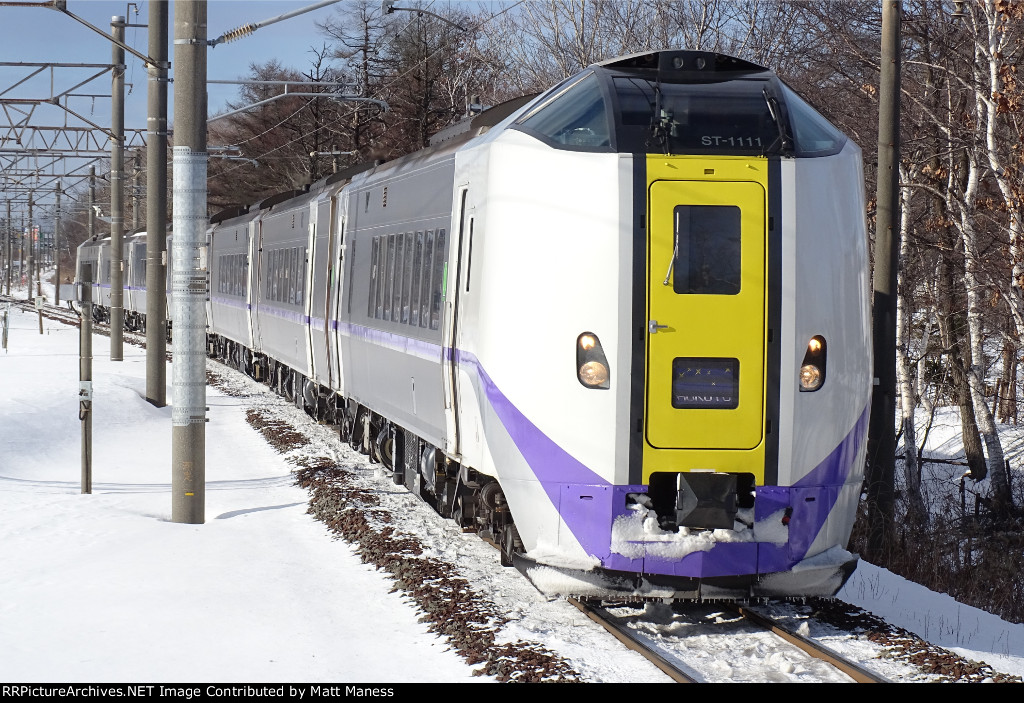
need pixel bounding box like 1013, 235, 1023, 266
596, 49, 770, 81
428, 93, 540, 147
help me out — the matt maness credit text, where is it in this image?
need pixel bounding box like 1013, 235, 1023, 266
2, 687, 395, 698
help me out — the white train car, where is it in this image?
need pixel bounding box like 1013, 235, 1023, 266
128, 49, 871, 600
124, 229, 147, 331
320, 50, 871, 598
207, 205, 259, 373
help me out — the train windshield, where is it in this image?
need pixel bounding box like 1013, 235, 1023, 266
512, 62, 847, 157
513, 72, 612, 149
613, 77, 784, 156
777, 83, 846, 157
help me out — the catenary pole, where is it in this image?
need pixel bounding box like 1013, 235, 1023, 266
80, 261, 93, 494
146, 0, 168, 408
132, 149, 141, 231
27, 196, 34, 302
19, 212, 25, 292
171, 0, 207, 524
88, 166, 96, 241
5, 200, 11, 295
55, 182, 62, 305
866, 0, 902, 562
109, 15, 126, 361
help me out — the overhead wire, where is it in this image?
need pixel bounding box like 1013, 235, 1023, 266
212, 0, 528, 180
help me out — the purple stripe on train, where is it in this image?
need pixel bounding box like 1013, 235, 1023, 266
456, 347, 869, 578
334, 324, 868, 578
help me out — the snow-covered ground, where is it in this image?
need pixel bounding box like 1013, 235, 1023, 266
2, 290, 1023, 683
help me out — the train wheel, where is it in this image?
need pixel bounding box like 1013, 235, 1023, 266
391, 429, 406, 486
348, 407, 366, 452
500, 523, 521, 568
403, 434, 419, 494
437, 478, 457, 519
339, 405, 355, 445
372, 424, 394, 469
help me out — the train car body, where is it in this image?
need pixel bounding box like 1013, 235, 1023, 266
88, 50, 871, 600
77, 231, 172, 332
208, 206, 258, 368
125, 229, 147, 331
322, 50, 871, 598
75, 236, 115, 314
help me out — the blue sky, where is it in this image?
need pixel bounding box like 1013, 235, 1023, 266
0, 1, 362, 209
1, 0, 350, 128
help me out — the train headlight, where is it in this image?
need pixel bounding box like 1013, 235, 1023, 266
799, 336, 827, 392
579, 361, 609, 387
577, 332, 610, 389
800, 364, 823, 391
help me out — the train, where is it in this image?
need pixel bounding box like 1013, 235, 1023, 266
77, 50, 872, 600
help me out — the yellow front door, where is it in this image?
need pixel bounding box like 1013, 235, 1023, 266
646, 176, 767, 451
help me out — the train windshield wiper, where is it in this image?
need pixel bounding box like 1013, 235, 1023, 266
763, 88, 793, 155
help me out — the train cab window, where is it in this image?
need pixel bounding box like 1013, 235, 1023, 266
614, 77, 780, 156
514, 72, 611, 149
778, 83, 846, 157
672, 205, 741, 295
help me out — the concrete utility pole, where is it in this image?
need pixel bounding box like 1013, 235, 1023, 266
146, 0, 168, 409
132, 149, 142, 230
80, 262, 93, 495
866, 0, 902, 562
172, 0, 208, 524
110, 14, 126, 361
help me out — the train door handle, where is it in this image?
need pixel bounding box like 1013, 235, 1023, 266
648, 320, 669, 334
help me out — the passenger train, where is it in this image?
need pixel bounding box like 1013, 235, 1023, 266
77, 50, 872, 599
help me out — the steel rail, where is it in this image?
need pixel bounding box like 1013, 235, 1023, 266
729, 604, 888, 683
568, 598, 698, 683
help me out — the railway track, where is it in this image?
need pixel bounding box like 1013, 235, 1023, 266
9, 289, 1018, 684
570, 597, 889, 683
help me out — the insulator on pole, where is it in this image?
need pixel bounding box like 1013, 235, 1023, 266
220, 23, 256, 43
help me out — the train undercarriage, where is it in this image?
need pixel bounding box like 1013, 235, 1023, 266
206, 332, 525, 570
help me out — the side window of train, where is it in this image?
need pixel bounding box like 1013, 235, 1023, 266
298, 246, 306, 307
392, 234, 405, 323
431, 229, 446, 330
410, 232, 424, 327
286, 248, 295, 305
401, 232, 414, 325
368, 236, 380, 318
376, 237, 386, 319
420, 230, 434, 328
384, 235, 396, 321
272, 249, 280, 302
